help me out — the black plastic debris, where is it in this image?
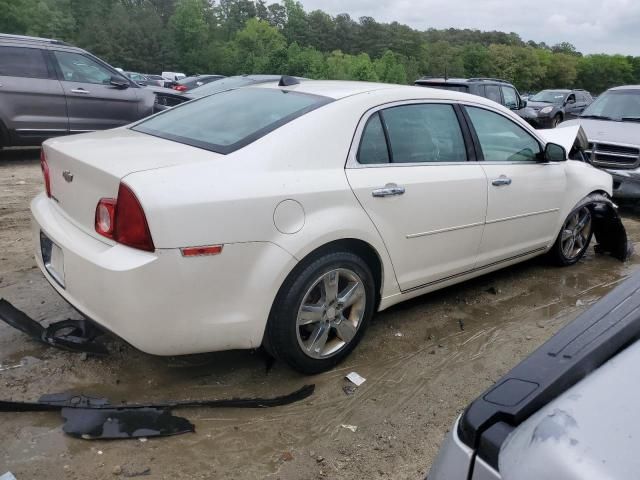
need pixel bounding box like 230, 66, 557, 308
62, 407, 194, 439
589, 195, 633, 261
0, 385, 315, 440
0, 299, 108, 355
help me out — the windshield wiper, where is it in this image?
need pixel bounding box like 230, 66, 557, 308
621, 117, 640, 122
579, 114, 617, 121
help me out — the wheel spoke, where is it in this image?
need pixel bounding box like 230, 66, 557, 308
298, 303, 324, 325
563, 237, 575, 256
574, 234, 584, 249
306, 323, 329, 355
575, 211, 591, 232
337, 282, 363, 309
322, 270, 339, 303
335, 317, 356, 343
561, 229, 573, 241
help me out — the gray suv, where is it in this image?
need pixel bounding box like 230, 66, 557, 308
0, 34, 158, 147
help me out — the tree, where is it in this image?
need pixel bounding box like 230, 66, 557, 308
169, 0, 209, 72
234, 18, 287, 73
374, 50, 407, 84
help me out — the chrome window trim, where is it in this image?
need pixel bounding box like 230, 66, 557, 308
346, 99, 547, 169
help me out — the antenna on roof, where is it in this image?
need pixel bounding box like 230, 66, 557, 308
279, 75, 300, 87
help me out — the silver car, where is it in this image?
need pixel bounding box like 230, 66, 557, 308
562, 85, 640, 200
0, 34, 183, 148
429, 268, 639, 480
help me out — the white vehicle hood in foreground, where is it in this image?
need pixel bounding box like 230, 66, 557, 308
499, 340, 640, 480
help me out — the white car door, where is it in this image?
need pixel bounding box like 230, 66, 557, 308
346, 102, 488, 292
463, 105, 566, 266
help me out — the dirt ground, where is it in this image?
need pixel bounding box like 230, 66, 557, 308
1, 148, 639, 480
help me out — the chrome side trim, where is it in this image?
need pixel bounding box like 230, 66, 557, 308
486, 208, 559, 225
15, 128, 67, 133
403, 247, 547, 293
407, 221, 484, 239
70, 129, 95, 133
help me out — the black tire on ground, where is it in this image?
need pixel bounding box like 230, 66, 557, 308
264, 250, 376, 374
552, 114, 562, 128
550, 198, 595, 266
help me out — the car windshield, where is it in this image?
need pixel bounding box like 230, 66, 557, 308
581, 90, 640, 121
133, 88, 331, 154
530, 91, 567, 104
187, 76, 262, 98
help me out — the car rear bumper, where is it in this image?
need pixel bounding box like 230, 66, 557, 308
30, 192, 297, 355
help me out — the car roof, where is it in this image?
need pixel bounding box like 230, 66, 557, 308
609, 85, 640, 91
415, 77, 512, 85
0, 33, 70, 46
253, 79, 498, 104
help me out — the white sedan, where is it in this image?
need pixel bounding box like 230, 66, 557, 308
33, 79, 620, 373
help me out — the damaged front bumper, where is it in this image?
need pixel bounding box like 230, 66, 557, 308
587, 193, 633, 261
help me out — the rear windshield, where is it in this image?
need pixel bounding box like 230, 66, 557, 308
133, 88, 331, 154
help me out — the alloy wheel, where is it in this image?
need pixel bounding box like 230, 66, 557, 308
296, 268, 367, 359
561, 207, 592, 260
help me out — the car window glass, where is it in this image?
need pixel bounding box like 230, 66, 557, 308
357, 113, 390, 164
54, 51, 114, 85
466, 106, 541, 162
381, 104, 467, 163
567, 94, 576, 103
0, 46, 49, 79
485, 85, 502, 104
501, 87, 518, 109
134, 88, 331, 154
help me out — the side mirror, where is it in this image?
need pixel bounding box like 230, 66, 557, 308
544, 142, 566, 162
519, 97, 527, 108
110, 76, 130, 89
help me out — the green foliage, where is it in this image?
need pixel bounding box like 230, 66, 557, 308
3, 0, 639, 93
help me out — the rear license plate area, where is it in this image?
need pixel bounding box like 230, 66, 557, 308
40, 231, 65, 288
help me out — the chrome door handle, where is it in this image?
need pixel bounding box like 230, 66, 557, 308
372, 183, 405, 197
492, 176, 512, 187
71, 88, 90, 94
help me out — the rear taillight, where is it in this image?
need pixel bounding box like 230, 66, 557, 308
172, 85, 187, 92
40, 149, 51, 198
95, 183, 155, 252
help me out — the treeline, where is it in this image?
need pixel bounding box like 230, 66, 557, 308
2, 0, 639, 93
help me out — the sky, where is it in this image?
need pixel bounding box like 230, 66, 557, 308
296, 0, 640, 55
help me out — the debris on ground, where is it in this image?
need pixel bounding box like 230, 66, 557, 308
0, 385, 315, 440
394, 332, 403, 337
345, 372, 366, 386
0, 472, 17, 480
341, 424, 358, 433
458, 319, 465, 331
0, 299, 108, 355
279, 451, 294, 462
342, 385, 357, 396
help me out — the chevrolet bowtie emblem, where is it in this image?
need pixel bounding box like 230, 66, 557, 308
62, 170, 74, 183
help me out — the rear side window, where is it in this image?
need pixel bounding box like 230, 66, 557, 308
381, 104, 467, 163
0, 46, 49, 79
358, 113, 390, 164
501, 86, 518, 109
133, 88, 332, 154
485, 85, 502, 105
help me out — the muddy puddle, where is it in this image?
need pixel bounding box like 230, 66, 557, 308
2, 149, 640, 479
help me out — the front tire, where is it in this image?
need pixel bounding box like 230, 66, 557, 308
552, 114, 562, 128
551, 204, 593, 266
265, 251, 375, 374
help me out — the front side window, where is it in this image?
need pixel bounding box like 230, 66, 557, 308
381, 104, 467, 163
501, 87, 518, 109
54, 51, 115, 85
0, 46, 49, 79
466, 106, 541, 162
133, 88, 331, 154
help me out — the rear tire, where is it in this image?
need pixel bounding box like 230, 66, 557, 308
551, 202, 594, 266
265, 251, 375, 374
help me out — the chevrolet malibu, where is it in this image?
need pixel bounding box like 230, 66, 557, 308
33, 79, 619, 374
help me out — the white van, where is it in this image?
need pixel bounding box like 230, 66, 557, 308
161, 71, 186, 81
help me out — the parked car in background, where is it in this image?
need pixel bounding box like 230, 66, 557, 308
562, 85, 640, 200
429, 270, 639, 480
161, 71, 186, 82
124, 71, 153, 86
414, 77, 528, 117
185, 74, 304, 99
0, 34, 167, 147
142, 74, 168, 88
172, 74, 224, 92
519, 89, 593, 128
33, 79, 621, 374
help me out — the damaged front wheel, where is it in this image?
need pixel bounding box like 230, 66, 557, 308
552, 205, 593, 265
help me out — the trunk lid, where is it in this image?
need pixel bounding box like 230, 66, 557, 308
43, 128, 220, 239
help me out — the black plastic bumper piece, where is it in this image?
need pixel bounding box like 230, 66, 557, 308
458, 270, 640, 469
